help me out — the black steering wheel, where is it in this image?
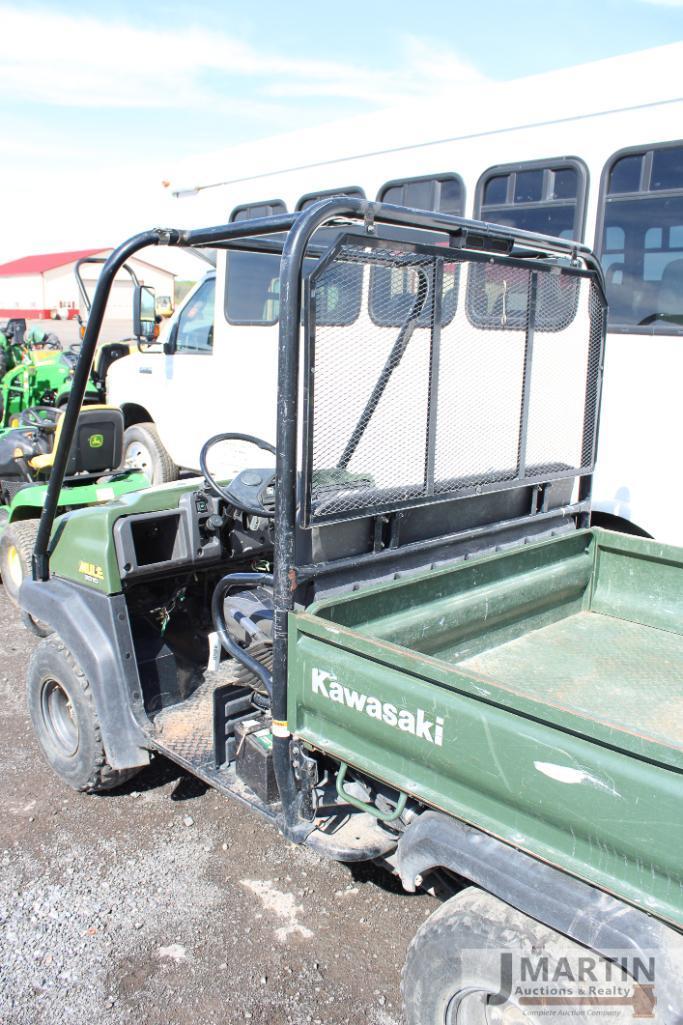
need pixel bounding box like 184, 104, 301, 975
19, 406, 61, 432
199, 432, 276, 519
34, 334, 62, 351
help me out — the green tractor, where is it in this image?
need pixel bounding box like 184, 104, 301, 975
0, 317, 102, 428
0, 404, 147, 615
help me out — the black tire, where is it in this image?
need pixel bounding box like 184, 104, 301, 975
0, 519, 38, 605
122, 421, 178, 484
402, 887, 592, 1025
27, 636, 141, 792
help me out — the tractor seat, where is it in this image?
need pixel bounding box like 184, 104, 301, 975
30, 406, 125, 477
0, 427, 51, 477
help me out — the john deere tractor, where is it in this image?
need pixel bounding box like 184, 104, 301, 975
0, 315, 134, 430
0, 404, 147, 616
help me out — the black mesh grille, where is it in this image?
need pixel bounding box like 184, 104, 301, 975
304, 238, 605, 524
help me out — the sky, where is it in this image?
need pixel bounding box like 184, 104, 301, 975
1, 0, 682, 273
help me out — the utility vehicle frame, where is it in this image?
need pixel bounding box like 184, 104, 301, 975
19, 199, 683, 1023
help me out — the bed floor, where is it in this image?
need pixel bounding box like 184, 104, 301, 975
453, 610, 683, 752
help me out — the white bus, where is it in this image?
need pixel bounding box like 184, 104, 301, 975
107, 43, 683, 544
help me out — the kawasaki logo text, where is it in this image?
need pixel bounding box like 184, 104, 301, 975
311, 668, 444, 746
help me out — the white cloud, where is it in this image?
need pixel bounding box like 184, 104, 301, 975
0, 6, 483, 112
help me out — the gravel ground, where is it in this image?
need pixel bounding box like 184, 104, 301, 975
0, 586, 437, 1025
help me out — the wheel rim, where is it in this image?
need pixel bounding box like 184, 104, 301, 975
446, 989, 529, 1025
124, 440, 154, 480
40, 678, 79, 757
5, 544, 24, 590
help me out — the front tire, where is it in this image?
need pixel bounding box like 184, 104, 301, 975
402, 888, 591, 1025
0, 519, 38, 605
123, 421, 178, 485
27, 637, 140, 792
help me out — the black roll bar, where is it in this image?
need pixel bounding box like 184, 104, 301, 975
32, 229, 174, 580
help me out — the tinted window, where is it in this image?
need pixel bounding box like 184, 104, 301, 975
373, 174, 465, 325
226, 201, 286, 325
553, 168, 577, 200
312, 261, 364, 325
230, 200, 286, 221
476, 160, 586, 242
370, 263, 458, 328
481, 204, 576, 238
515, 170, 544, 203
296, 186, 365, 211
609, 155, 642, 194
226, 251, 281, 325
651, 146, 683, 191
378, 175, 464, 216
467, 261, 579, 333
176, 278, 215, 353
599, 143, 683, 330
483, 176, 507, 205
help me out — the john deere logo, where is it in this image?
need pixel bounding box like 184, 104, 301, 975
88, 433, 104, 449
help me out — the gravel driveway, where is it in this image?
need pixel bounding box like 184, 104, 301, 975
0, 586, 436, 1025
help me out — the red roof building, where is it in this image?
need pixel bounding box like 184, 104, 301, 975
0, 249, 104, 279
0, 249, 176, 322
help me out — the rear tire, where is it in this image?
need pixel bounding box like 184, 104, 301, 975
123, 421, 178, 484
0, 519, 38, 605
402, 888, 592, 1025
27, 636, 141, 792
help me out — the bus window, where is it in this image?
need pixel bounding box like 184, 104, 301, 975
225, 197, 363, 327
372, 174, 465, 327
296, 186, 365, 210
474, 158, 588, 241
225, 199, 286, 325
597, 141, 683, 331
378, 173, 464, 215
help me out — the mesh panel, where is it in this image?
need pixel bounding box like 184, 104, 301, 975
305, 240, 605, 523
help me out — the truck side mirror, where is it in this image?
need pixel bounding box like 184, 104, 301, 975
133, 285, 156, 341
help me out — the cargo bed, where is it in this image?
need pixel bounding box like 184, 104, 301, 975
288, 528, 683, 927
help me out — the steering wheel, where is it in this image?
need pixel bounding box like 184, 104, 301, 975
19, 406, 61, 432
34, 334, 62, 351
199, 432, 276, 519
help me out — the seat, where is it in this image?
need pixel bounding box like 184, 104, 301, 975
658, 258, 683, 318
30, 406, 124, 477
0, 428, 50, 478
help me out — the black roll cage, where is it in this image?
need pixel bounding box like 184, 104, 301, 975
31, 197, 607, 837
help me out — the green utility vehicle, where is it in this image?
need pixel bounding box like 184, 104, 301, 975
0, 405, 148, 612
19, 203, 683, 1022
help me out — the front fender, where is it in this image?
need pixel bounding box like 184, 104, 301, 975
20, 576, 150, 770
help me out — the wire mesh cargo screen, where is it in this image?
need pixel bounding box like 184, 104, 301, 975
302, 235, 605, 525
